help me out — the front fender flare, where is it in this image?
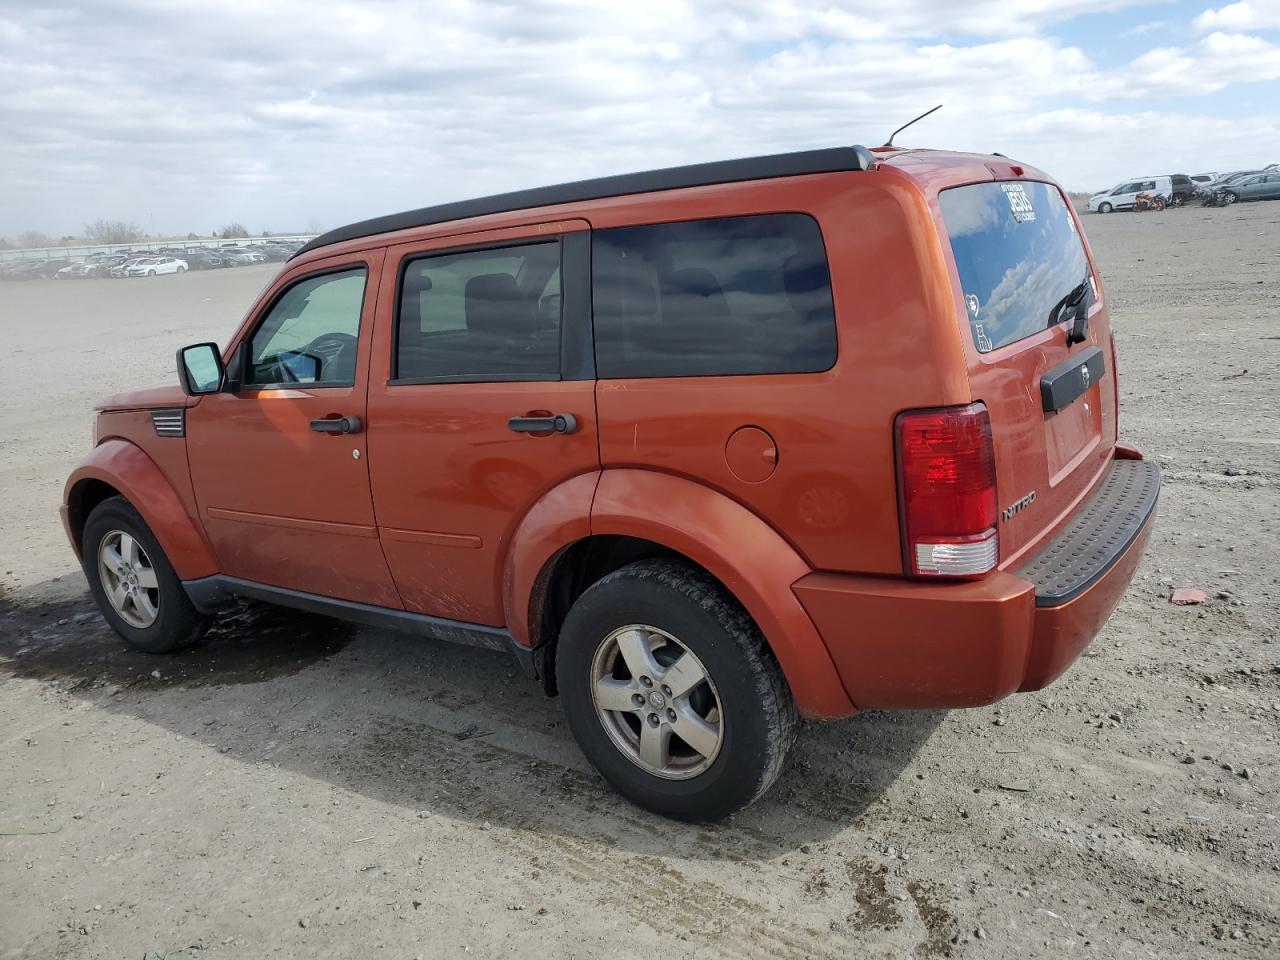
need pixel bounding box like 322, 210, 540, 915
62, 439, 218, 580
590, 470, 854, 720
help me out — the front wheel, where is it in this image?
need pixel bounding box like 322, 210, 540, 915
1221, 191, 1238, 205
1098, 202, 1113, 214
82, 496, 211, 653
176, 265, 186, 273
146, 269, 156, 276
556, 559, 798, 821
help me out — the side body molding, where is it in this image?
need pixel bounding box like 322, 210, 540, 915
589, 470, 854, 720
62, 439, 219, 580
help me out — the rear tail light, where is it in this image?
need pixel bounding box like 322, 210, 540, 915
895, 402, 998, 578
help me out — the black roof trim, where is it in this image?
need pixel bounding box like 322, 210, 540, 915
294, 145, 877, 258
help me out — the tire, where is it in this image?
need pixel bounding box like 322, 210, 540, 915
176, 265, 186, 273
556, 558, 798, 821
81, 496, 211, 653
1098, 202, 1113, 214
146, 269, 156, 276
1221, 191, 1238, 205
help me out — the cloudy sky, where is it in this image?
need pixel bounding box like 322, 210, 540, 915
2, 0, 1278, 239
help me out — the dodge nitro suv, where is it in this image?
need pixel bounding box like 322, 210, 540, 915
62, 144, 1159, 820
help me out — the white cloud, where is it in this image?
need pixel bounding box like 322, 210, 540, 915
1092, 30, 1280, 95
1194, 1, 1280, 32
0, 1, 1277, 237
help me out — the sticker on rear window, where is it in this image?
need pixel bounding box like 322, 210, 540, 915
1001, 183, 1036, 223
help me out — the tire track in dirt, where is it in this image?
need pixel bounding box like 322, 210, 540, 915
346, 714, 919, 958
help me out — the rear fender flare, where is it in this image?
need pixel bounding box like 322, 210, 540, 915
63, 439, 218, 580
535, 469, 853, 720
502, 471, 600, 648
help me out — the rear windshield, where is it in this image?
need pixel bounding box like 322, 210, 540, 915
939, 181, 1090, 354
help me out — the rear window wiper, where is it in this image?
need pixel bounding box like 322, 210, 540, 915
1047, 272, 1093, 345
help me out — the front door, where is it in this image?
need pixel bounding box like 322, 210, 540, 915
366, 221, 599, 626
186, 251, 402, 607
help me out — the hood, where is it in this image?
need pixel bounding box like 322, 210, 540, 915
97, 383, 192, 412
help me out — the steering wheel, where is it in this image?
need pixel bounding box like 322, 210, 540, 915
301, 332, 358, 380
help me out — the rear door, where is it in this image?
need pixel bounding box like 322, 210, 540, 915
937, 180, 1116, 569
1240, 175, 1269, 199
365, 220, 598, 626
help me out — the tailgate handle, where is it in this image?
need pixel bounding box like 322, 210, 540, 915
1040, 346, 1105, 414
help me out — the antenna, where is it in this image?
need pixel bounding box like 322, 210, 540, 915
885, 104, 943, 148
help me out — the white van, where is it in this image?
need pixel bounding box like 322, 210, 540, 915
1087, 176, 1173, 213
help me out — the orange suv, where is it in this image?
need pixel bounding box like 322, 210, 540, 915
62, 145, 1159, 820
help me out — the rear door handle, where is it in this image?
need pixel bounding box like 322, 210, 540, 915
508, 413, 578, 435
310, 415, 362, 434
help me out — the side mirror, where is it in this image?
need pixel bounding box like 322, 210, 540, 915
177, 342, 225, 395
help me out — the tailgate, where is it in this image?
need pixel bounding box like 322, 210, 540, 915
938, 180, 1118, 567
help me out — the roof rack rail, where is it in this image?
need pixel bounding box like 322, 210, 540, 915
294, 145, 878, 257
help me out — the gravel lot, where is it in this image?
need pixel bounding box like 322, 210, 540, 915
2, 204, 1277, 959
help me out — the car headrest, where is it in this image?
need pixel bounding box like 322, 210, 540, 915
465, 273, 529, 338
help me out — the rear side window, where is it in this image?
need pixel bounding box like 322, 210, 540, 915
592, 214, 836, 378
940, 182, 1090, 354
395, 242, 561, 382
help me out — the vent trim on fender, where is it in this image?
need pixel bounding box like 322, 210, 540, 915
149, 408, 186, 438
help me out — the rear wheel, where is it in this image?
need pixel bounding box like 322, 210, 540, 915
556, 559, 797, 820
82, 496, 211, 653
1098, 202, 1113, 214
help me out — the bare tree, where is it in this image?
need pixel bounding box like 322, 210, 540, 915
17, 230, 53, 248
218, 222, 250, 239
305, 218, 326, 235
83, 219, 143, 244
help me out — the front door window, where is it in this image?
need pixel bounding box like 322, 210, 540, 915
246, 267, 368, 386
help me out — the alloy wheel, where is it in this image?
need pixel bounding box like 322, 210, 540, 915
97, 529, 160, 628
590, 624, 724, 779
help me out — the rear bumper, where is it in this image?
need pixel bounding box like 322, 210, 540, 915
793, 452, 1159, 710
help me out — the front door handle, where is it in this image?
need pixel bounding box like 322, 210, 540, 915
310, 415, 362, 435
508, 413, 578, 435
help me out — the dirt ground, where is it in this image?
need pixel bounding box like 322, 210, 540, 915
1, 203, 1277, 960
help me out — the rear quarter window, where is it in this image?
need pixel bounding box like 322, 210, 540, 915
592, 213, 837, 378
939, 181, 1090, 354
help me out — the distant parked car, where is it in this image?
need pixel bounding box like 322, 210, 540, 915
56, 262, 94, 279
1167, 175, 1197, 206
182, 250, 226, 270
220, 249, 266, 265
10, 259, 72, 279
1213, 173, 1280, 205
111, 258, 150, 278
0, 260, 39, 280
125, 257, 188, 277
1201, 170, 1269, 204
1088, 177, 1172, 213
85, 257, 127, 277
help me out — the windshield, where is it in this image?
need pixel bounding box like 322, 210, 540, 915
939, 181, 1090, 354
